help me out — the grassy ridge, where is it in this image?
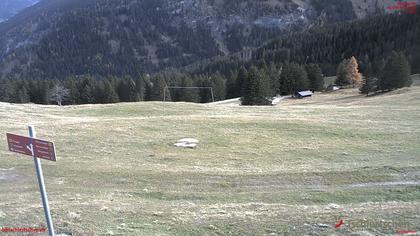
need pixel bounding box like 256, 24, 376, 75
0, 84, 419, 235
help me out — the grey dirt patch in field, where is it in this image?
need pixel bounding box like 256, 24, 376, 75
349, 181, 420, 188
0, 168, 21, 182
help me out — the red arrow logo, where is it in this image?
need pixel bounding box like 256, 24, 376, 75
335, 219, 344, 228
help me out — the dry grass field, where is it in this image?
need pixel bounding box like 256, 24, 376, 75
0, 76, 419, 235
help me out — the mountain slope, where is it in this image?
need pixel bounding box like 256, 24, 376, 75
0, 0, 38, 22
0, 0, 403, 79
185, 9, 420, 76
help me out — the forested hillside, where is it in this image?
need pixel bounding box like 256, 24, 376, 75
0, 0, 38, 22
0, 4, 419, 105
257, 10, 420, 75
189, 9, 420, 77
0, 0, 396, 79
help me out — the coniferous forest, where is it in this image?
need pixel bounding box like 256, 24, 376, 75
0, 6, 418, 105
190, 10, 419, 77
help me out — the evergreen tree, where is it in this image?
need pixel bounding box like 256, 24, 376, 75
279, 63, 291, 95
210, 73, 226, 101
149, 75, 170, 101
136, 75, 147, 101
28, 80, 49, 104
305, 63, 324, 91
93, 81, 105, 104
281, 63, 309, 95
79, 77, 96, 104
117, 79, 130, 102
412, 32, 420, 74
196, 75, 214, 103
11, 80, 31, 103
236, 66, 248, 98
0, 79, 14, 102
179, 76, 200, 102
359, 57, 379, 96
372, 59, 386, 79
102, 80, 119, 103
379, 51, 411, 91
267, 62, 281, 96
360, 77, 378, 96
335, 59, 348, 86
225, 70, 238, 99
65, 76, 80, 105
14, 84, 30, 103
126, 77, 140, 102
241, 66, 271, 106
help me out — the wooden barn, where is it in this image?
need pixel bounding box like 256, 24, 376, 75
296, 90, 314, 99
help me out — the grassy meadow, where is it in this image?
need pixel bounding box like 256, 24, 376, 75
0, 76, 420, 235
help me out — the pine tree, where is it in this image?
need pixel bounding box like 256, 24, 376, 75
360, 77, 378, 96
305, 63, 324, 91
236, 66, 248, 98
210, 73, 226, 101
65, 76, 80, 105
225, 70, 238, 99
256, 60, 272, 97
0, 79, 14, 102
149, 75, 170, 101
336, 59, 349, 86
79, 77, 96, 104
13, 81, 30, 103
372, 59, 386, 78
267, 62, 281, 96
241, 66, 271, 106
136, 75, 147, 101
179, 76, 200, 102
359, 54, 380, 96
412, 29, 420, 74
279, 63, 291, 95
281, 63, 309, 96
117, 79, 130, 102
126, 77, 140, 102
379, 51, 411, 91
102, 80, 119, 103
196, 75, 214, 103
93, 81, 105, 104
28, 80, 49, 104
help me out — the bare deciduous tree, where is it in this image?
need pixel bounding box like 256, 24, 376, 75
49, 84, 70, 106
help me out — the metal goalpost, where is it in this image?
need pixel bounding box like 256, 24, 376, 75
163, 86, 215, 115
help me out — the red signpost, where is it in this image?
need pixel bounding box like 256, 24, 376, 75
6, 126, 56, 236
7, 133, 56, 161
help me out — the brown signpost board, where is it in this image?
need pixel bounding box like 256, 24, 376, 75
7, 133, 56, 162
6, 126, 56, 236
